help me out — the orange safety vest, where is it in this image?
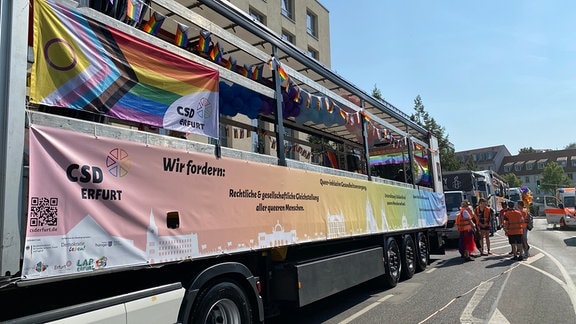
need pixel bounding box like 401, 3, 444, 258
456, 208, 475, 232
503, 209, 524, 235
475, 206, 492, 227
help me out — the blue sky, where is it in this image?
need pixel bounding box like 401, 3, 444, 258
321, 1, 576, 155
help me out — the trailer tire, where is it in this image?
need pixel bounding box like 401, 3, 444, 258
191, 281, 254, 324
400, 235, 416, 280
415, 232, 429, 272
383, 237, 401, 288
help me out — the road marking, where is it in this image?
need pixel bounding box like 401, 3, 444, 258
522, 247, 576, 314
425, 268, 436, 274
488, 308, 510, 324
338, 294, 393, 324
460, 281, 493, 323
523, 252, 544, 264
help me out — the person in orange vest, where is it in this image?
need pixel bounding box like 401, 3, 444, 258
500, 201, 515, 255
502, 201, 525, 261
475, 198, 493, 255
517, 200, 531, 258
456, 200, 477, 261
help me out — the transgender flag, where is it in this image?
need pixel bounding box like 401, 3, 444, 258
30, 0, 220, 138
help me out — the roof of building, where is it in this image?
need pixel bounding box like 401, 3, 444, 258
498, 148, 576, 175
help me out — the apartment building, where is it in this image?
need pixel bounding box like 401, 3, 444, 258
498, 149, 576, 196
455, 145, 511, 172
229, 0, 331, 66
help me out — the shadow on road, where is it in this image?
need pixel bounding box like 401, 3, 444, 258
564, 237, 576, 247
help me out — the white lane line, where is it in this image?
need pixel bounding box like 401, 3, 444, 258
460, 281, 493, 323
338, 294, 394, 324
529, 246, 576, 315
486, 264, 516, 324
425, 268, 436, 274
488, 308, 510, 324
524, 252, 544, 265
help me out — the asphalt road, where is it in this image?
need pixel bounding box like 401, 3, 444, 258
269, 217, 576, 324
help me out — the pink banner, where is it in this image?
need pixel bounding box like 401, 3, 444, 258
23, 125, 445, 279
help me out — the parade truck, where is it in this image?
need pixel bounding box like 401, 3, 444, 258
438, 170, 482, 240
0, 0, 446, 322
474, 170, 508, 230
438, 170, 507, 240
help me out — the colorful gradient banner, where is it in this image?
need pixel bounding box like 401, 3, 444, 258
30, 0, 219, 138
23, 125, 446, 279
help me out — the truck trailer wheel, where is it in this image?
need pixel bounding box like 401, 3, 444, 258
383, 237, 401, 288
191, 281, 254, 324
415, 232, 429, 272
400, 235, 416, 280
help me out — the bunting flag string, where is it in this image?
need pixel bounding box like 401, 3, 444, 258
107, 0, 416, 151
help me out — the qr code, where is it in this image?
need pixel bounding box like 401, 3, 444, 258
30, 197, 58, 227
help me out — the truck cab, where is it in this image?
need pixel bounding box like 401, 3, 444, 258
439, 190, 476, 240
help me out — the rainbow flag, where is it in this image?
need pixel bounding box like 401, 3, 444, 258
197, 30, 211, 54
30, 0, 220, 138
141, 12, 165, 36
251, 65, 263, 81
223, 56, 236, 70
323, 151, 339, 169
209, 42, 222, 63
238, 64, 249, 78
126, 0, 143, 22
277, 65, 288, 83
293, 88, 300, 103
174, 23, 189, 48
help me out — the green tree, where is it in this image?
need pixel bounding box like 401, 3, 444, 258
372, 84, 384, 101
519, 147, 537, 154
540, 162, 572, 194
409, 95, 461, 171
565, 143, 576, 149
502, 173, 522, 187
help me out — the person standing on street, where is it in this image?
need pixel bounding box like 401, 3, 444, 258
475, 198, 493, 255
456, 200, 477, 262
502, 201, 525, 261
517, 200, 531, 258
500, 201, 513, 255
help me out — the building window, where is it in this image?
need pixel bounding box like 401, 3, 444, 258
514, 164, 522, 171
306, 10, 317, 37
307, 46, 318, 59
504, 165, 512, 173
569, 173, 574, 180
281, 30, 294, 44
572, 158, 576, 167
281, 0, 293, 19
249, 7, 266, 24
526, 163, 533, 171
525, 176, 530, 183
